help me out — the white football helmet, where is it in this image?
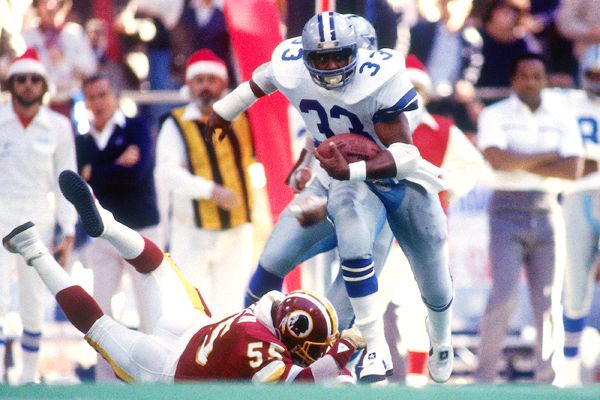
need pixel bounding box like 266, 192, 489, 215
582, 44, 600, 99
345, 14, 378, 51
302, 12, 358, 89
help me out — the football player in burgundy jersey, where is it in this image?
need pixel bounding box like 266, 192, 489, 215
2, 170, 364, 384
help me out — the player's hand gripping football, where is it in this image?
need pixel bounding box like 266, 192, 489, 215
340, 327, 366, 350
205, 110, 232, 142
314, 142, 350, 180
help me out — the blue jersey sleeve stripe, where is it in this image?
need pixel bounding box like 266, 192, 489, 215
372, 87, 418, 124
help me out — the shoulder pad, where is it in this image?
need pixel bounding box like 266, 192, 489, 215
343, 48, 404, 104
270, 37, 310, 90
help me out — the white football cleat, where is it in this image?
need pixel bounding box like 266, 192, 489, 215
358, 349, 393, 384
2, 222, 48, 266
428, 344, 454, 383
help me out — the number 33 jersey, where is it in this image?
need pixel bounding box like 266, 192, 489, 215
174, 292, 300, 383
252, 37, 419, 147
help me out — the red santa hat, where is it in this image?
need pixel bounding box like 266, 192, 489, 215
405, 54, 432, 93
8, 48, 47, 79
186, 49, 228, 82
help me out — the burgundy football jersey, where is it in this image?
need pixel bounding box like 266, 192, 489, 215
174, 305, 298, 382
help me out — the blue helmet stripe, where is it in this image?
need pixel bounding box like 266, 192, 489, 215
329, 11, 336, 40
317, 13, 325, 42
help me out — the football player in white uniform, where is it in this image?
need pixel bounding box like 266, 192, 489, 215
206, 12, 454, 384
559, 44, 600, 386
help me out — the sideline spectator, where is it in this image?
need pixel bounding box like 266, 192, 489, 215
475, 52, 583, 383
0, 48, 76, 384
156, 49, 255, 320
77, 73, 160, 381
85, 18, 139, 91
474, 0, 541, 95
409, 0, 482, 100
170, 0, 236, 87
21, 0, 97, 117
555, 0, 600, 68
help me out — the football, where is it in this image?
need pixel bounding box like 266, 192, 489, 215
316, 133, 381, 163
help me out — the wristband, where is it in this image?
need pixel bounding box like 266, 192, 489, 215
327, 338, 356, 368
387, 142, 420, 179
212, 81, 258, 121
348, 160, 367, 181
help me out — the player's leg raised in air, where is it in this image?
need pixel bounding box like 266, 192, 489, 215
3, 170, 210, 382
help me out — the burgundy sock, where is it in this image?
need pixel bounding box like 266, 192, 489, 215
56, 286, 104, 333
126, 236, 164, 274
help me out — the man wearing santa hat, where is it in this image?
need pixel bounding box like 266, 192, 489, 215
155, 49, 256, 320
0, 48, 77, 384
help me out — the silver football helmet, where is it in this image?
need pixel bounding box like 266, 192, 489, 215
345, 14, 377, 51
581, 44, 600, 99
302, 12, 358, 89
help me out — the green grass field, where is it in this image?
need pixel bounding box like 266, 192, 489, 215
1, 383, 599, 400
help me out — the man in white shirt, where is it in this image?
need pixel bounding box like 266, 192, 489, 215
475, 52, 583, 383
0, 48, 77, 384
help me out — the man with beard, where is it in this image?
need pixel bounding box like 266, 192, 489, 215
0, 48, 76, 384
156, 49, 255, 320
77, 73, 160, 381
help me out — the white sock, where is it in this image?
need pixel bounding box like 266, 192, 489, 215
349, 294, 388, 354
20, 349, 40, 384
31, 253, 74, 296
98, 208, 144, 260
427, 307, 452, 345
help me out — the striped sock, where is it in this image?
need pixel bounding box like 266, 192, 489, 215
563, 315, 585, 357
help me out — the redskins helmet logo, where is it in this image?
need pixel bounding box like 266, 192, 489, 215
286, 310, 313, 338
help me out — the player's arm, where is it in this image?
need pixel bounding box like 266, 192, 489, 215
291, 327, 364, 384
526, 155, 583, 180
483, 147, 561, 172
206, 62, 278, 141
285, 137, 315, 193
252, 328, 364, 384
314, 112, 424, 180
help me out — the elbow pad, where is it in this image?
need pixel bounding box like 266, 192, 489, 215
212, 81, 258, 121
387, 142, 421, 179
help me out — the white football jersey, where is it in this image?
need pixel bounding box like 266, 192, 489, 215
252, 37, 418, 148
546, 88, 600, 192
